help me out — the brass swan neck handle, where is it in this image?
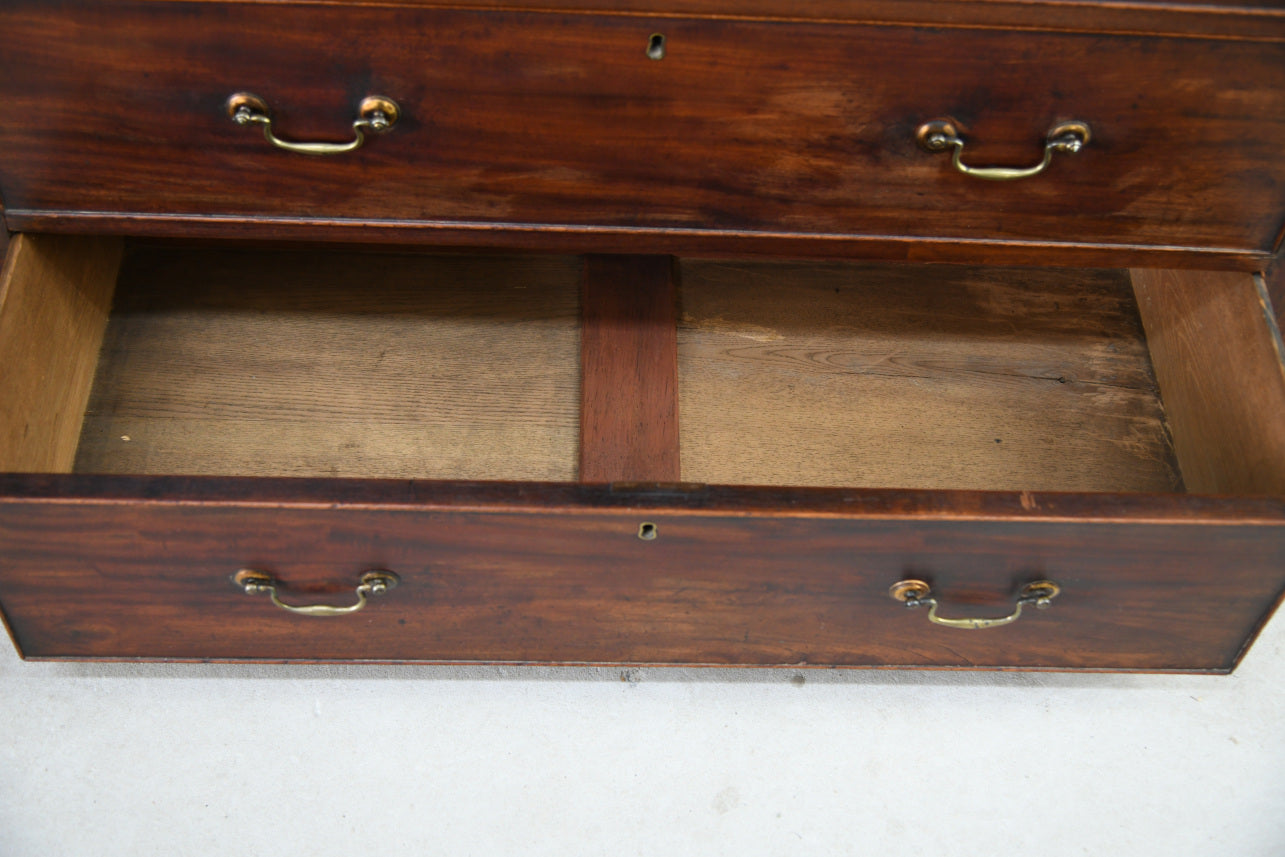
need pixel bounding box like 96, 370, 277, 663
234, 569, 400, 616
226, 92, 400, 156
917, 119, 1090, 181
890, 579, 1061, 629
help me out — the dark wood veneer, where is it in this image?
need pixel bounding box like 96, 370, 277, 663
580, 255, 681, 482
3, 212, 1274, 272
0, 477, 1282, 668
169, 0, 1285, 41
1, 2, 1282, 263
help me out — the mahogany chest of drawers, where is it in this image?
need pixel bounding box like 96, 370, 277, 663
0, 0, 1282, 670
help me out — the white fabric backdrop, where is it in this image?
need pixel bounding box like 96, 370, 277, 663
2, 611, 1282, 856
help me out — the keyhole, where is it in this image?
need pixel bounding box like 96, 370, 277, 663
646, 33, 666, 60
638, 522, 658, 541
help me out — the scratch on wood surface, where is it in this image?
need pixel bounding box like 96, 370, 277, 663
681, 313, 783, 342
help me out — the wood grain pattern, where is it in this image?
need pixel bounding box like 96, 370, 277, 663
1, 2, 1283, 261
1266, 264, 1285, 332
0, 480, 1280, 669
5, 212, 1272, 273
73, 246, 581, 480
680, 260, 1181, 492
7, 472, 1285, 521
580, 255, 679, 482
0, 234, 122, 472
155, 0, 1285, 41
1132, 268, 1285, 495
0, 198, 9, 262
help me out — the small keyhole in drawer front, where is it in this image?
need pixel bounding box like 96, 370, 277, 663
647, 33, 666, 60
638, 522, 659, 540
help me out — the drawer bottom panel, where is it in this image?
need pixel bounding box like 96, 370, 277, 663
1, 497, 1281, 671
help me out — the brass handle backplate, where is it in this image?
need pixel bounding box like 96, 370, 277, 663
226, 92, 400, 155
234, 568, 399, 616
916, 119, 1090, 181
889, 578, 1060, 629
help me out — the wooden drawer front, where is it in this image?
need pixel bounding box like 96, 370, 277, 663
1, 2, 1282, 260
1, 486, 1282, 670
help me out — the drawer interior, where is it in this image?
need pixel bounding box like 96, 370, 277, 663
73, 246, 581, 481
678, 260, 1180, 493
2, 234, 1282, 495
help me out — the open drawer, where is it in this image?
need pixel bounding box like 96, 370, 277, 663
0, 234, 1283, 670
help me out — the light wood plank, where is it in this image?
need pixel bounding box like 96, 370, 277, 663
74, 247, 580, 480
580, 255, 680, 483
1132, 268, 1285, 495
680, 260, 1181, 492
1265, 263, 1285, 335
0, 196, 9, 262
0, 234, 122, 472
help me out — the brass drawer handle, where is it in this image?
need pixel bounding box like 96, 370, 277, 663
226, 92, 400, 155
233, 568, 399, 616
916, 119, 1090, 181
889, 578, 1060, 629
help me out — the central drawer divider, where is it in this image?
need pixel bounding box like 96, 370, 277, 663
579, 254, 681, 483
